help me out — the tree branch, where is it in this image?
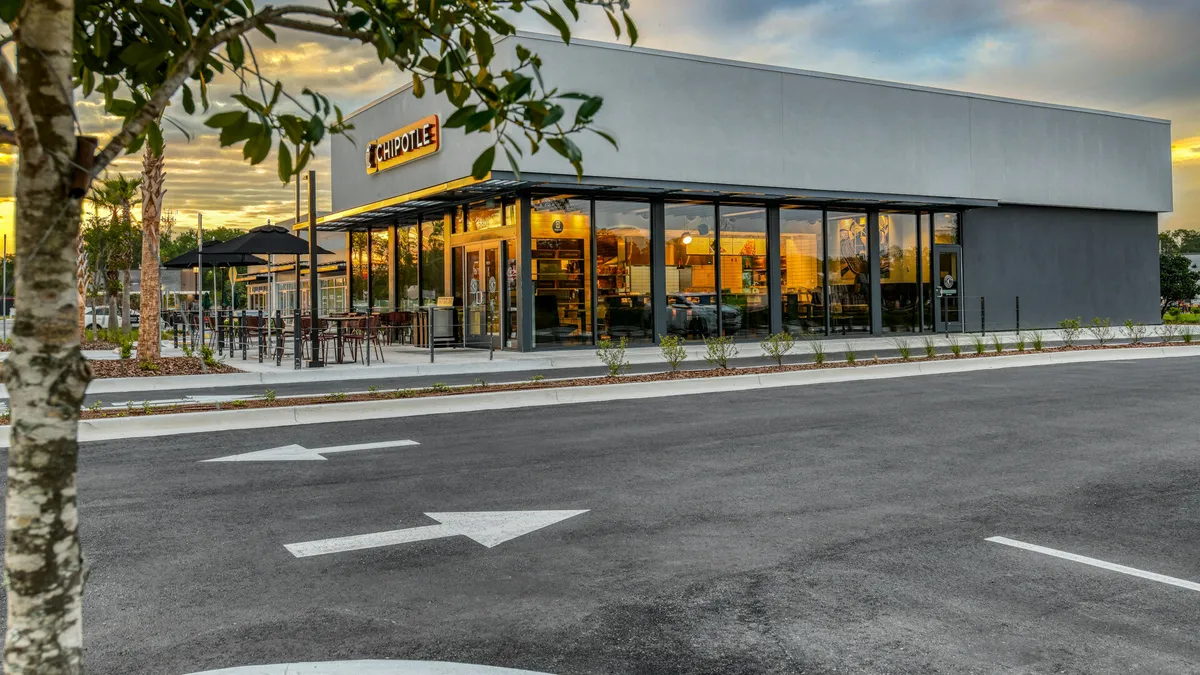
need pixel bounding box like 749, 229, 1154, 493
0, 50, 41, 162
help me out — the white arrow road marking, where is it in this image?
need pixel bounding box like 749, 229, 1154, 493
987, 536, 1200, 593
285, 510, 589, 558
203, 439, 419, 462
183, 659, 555, 674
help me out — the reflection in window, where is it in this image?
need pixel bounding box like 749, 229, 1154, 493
595, 201, 652, 344
369, 229, 390, 310
420, 215, 445, 305
827, 211, 870, 334
719, 205, 769, 339
780, 207, 825, 335
468, 201, 503, 231
395, 225, 419, 311
350, 231, 369, 312
934, 212, 959, 244
880, 212, 919, 333
664, 202, 718, 339
920, 213, 933, 329
531, 196, 591, 346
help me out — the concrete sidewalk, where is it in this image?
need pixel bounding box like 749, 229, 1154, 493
0, 326, 1178, 397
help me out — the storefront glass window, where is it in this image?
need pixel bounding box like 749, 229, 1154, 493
880, 212, 919, 333
320, 276, 347, 315
934, 212, 959, 244
920, 213, 933, 330
664, 202, 718, 339
826, 211, 871, 334
468, 201, 503, 231
420, 215, 445, 305
780, 207, 825, 335
349, 231, 369, 312
370, 229, 390, 310
395, 225, 419, 311
595, 201, 652, 344
531, 196, 592, 346
506, 239, 518, 347
718, 205, 769, 339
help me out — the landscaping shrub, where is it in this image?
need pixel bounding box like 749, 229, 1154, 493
921, 336, 937, 358
658, 334, 687, 371
1014, 333, 1026, 352
760, 332, 796, 366
596, 337, 630, 376
703, 335, 738, 369
991, 334, 1004, 354
1157, 323, 1180, 343
945, 336, 962, 358
844, 346, 856, 365
1086, 317, 1113, 345
1124, 319, 1148, 345
1058, 318, 1082, 347
889, 337, 912, 361
970, 334, 986, 355
1030, 330, 1045, 351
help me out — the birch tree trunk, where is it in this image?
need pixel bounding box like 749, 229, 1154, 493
137, 145, 164, 360
3, 0, 92, 671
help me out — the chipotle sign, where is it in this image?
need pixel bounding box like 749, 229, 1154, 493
365, 115, 440, 174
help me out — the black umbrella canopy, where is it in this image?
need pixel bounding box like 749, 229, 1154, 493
205, 224, 333, 256
163, 241, 268, 269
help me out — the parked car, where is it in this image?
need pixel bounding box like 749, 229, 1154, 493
83, 307, 139, 330
665, 293, 741, 337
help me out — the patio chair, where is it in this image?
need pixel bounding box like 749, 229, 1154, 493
343, 316, 385, 364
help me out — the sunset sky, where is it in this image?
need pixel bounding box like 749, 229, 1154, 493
0, 0, 1197, 241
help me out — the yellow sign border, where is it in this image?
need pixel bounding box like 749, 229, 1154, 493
365, 115, 441, 175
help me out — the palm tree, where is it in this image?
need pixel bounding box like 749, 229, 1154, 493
86, 176, 141, 334
102, 176, 141, 336
138, 141, 166, 359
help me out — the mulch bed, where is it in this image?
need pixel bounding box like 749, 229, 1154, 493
88, 357, 242, 379
59, 339, 1195, 421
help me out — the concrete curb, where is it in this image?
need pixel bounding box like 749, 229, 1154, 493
185, 660, 553, 674
2, 345, 1196, 447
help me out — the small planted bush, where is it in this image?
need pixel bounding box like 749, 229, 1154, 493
1058, 318, 1082, 347
889, 337, 913, 361
264, 389, 277, 402
596, 337, 631, 377
1157, 323, 1180, 343
658, 334, 687, 371
991, 334, 1004, 354
138, 360, 158, 372
801, 331, 826, 365
970, 334, 986, 355
1183, 326, 1195, 344
703, 335, 739, 369
1124, 319, 1148, 345
844, 346, 856, 365
1030, 330, 1045, 351
921, 336, 937, 358
760, 332, 796, 366
200, 345, 218, 367
118, 335, 134, 360
1014, 333, 1026, 352
945, 336, 963, 358
1086, 317, 1113, 345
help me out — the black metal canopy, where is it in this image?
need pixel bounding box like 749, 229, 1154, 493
205, 224, 332, 256
162, 241, 268, 269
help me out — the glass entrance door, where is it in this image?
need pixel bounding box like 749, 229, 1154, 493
934, 245, 962, 332
464, 242, 503, 348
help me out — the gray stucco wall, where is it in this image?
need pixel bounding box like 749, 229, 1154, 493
332, 33, 1172, 216
962, 206, 1160, 331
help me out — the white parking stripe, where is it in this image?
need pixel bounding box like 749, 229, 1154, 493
986, 536, 1200, 593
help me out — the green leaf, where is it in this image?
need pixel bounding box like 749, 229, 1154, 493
307, 115, 325, 144
575, 96, 602, 124
464, 108, 496, 133
411, 74, 425, 98
443, 105, 477, 129
547, 137, 582, 163
0, 0, 20, 23
181, 84, 196, 114
227, 38, 245, 68
347, 11, 370, 30
474, 27, 494, 64
543, 104, 565, 127
204, 110, 247, 129
279, 115, 306, 145
108, 99, 135, 117
219, 120, 261, 147
277, 142, 293, 183
592, 128, 619, 150
503, 146, 521, 179
561, 0, 579, 20
119, 42, 163, 66
606, 10, 622, 39
243, 132, 271, 165
147, 122, 164, 157
533, 6, 571, 45
471, 146, 495, 180
623, 11, 639, 45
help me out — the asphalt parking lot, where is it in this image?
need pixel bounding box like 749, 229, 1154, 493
18, 358, 1200, 674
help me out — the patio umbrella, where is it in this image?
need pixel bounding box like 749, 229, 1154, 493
204, 224, 332, 256
162, 241, 269, 268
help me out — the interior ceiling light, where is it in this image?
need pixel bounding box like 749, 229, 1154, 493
682, 231, 693, 244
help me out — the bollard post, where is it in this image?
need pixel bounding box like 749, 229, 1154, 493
257, 310, 265, 363
428, 309, 435, 364
241, 310, 248, 360
335, 319, 343, 364
275, 310, 283, 366
173, 315, 179, 349
1015, 296, 1020, 333
980, 296, 986, 335
293, 309, 302, 370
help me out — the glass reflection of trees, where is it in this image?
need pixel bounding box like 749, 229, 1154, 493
827, 211, 870, 334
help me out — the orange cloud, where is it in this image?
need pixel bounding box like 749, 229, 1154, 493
1173, 137, 1200, 164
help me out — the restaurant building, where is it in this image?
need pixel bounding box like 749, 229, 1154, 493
297, 32, 1171, 351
